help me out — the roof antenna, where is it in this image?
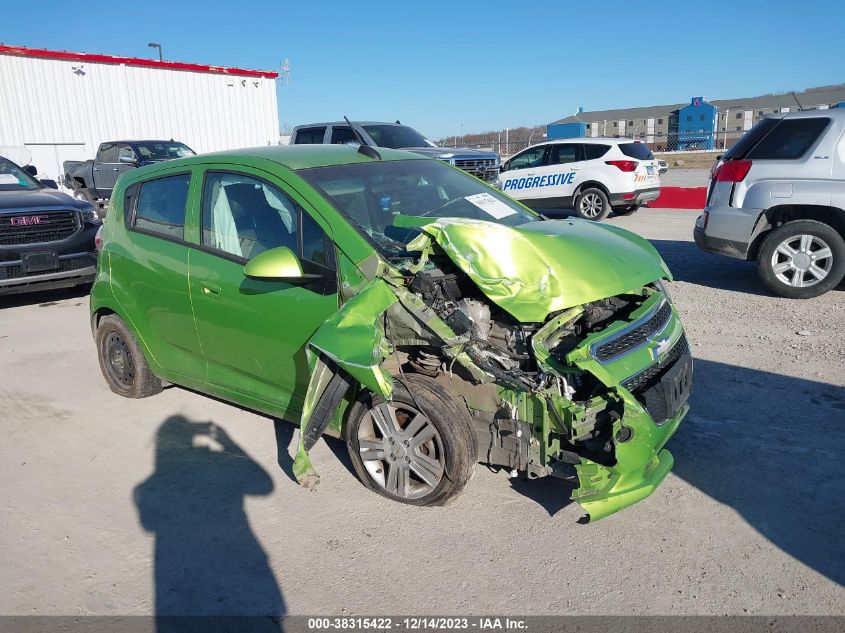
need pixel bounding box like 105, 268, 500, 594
344, 116, 381, 160
790, 91, 804, 111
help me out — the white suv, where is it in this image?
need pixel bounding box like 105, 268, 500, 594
695, 109, 845, 298
497, 138, 661, 221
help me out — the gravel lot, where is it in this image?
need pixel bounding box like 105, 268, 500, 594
1, 208, 843, 616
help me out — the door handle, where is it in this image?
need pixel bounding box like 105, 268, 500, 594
524, 171, 535, 176
93, 167, 99, 171
112, 168, 119, 171
200, 281, 222, 297
570, 165, 581, 170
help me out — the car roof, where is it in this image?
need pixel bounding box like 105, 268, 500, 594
534, 137, 640, 146
292, 121, 405, 129
775, 108, 845, 120
193, 144, 428, 170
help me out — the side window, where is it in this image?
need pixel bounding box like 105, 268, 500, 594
98, 143, 118, 163
118, 145, 137, 163
202, 172, 298, 260
134, 174, 191, 240
583, 144, 611, 160
330, 127, 357, 144
293, 127, 326, 144
301, 211, 335, 268
550, 144, 580, 165
507, 147, 546, 170
746, 118, 831, 160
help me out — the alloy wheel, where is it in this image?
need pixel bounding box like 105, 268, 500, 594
770, 234, 833, 288
357, 401, 445, 500
579, 193, 604, 218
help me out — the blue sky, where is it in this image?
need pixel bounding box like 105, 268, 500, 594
3, 0, 842, 138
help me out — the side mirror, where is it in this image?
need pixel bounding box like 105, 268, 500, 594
499, 161, 508, 172
119, 155, 137, 165
243, 246, 324, 282
23, 164, 37, 176
39, 179, 59, 189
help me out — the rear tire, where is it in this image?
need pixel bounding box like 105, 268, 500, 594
95, 314, 163, 398
344, 374, 476, 506
614, 204, 640, 216
757, 220, 845, 299
574, 188, 610, 221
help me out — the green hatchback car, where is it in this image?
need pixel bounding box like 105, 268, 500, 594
91, 144, 692, 521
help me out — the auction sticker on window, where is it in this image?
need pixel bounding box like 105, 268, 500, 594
464, 193, 517, 219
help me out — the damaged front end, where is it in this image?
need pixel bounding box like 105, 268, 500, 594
295, 217, 692, 522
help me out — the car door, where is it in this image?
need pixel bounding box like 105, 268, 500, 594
499, 145, 549, 201
188, 167, 339, 417
118, 170, 206, 380
541, 143, 583, 207
93, 143, 119, 197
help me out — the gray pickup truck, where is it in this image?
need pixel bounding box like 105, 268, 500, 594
63, 140, 195, 203
290, 121, 500, 182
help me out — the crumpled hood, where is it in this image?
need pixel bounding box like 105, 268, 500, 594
405, 217, 671, 323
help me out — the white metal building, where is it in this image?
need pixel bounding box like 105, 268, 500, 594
0, 44, 279, 181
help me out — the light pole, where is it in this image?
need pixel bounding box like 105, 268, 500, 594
148, 42, 163, 62
460, 123, 464, 147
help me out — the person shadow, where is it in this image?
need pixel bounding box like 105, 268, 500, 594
134, 415, 285, 632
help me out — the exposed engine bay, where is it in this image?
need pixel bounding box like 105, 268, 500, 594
394, 257, 661, 481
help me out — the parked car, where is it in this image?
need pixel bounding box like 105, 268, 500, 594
497, 138, 661, 221
694, 109, 845, 298
290, 120, 500, 182
64, 140, 195, 205
0, 156, 100, 296
657, 158, 668, 174
90, 144, 692, 522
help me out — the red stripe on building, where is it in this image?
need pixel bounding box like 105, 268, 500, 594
0, 43, 278, 79
648, 187, 707, 209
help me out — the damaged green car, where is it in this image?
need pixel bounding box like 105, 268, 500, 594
91, 144, 692, 522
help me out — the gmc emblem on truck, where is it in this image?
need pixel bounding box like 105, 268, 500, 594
10, 215, 48, 226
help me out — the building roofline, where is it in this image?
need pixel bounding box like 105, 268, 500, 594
0, 43, 278, 79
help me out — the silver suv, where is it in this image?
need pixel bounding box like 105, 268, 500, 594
694, 109, 845, 298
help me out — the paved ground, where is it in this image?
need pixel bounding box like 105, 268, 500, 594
1, 208, 843, 617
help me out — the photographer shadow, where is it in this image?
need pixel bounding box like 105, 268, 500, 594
134, 415, 284, 631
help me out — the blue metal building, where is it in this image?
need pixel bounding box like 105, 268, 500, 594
677, 97, 717, 150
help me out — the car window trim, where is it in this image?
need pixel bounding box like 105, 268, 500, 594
197, 168, 337, 272
127, 171, 193, 247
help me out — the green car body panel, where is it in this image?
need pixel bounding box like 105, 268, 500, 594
91, 145, 692, 522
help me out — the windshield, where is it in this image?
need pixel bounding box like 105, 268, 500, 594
362, 125, 433, 149
299, 159, 539, 260
134, 142, 195, 161
0, 157, 41, 192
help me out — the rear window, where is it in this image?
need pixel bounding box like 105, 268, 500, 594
723, 118, 779, 160
583, 144, 611, 160
134, 174, 191, 240
746, 117, 830, 160
618, 142, 654, 160
293, 127, 326, 144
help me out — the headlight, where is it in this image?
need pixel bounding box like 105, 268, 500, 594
81, 207, 102, 225
654, 278, 673, 302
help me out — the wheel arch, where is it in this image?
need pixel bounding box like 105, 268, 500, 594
574, 180, 610, 199
748, 204, 845, 260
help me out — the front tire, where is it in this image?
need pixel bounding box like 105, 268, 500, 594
95, 314, 163, 398
757, 220, 845, 299
574, 188, 610, 221
344, 374, 476, 506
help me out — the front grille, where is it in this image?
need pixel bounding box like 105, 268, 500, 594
622, 335, 692, 425
0, 211, 79, 246
0, 256, 93, 280
593, 300, 672, 362
622, 334, 689, 392
454, 158, 498, 181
